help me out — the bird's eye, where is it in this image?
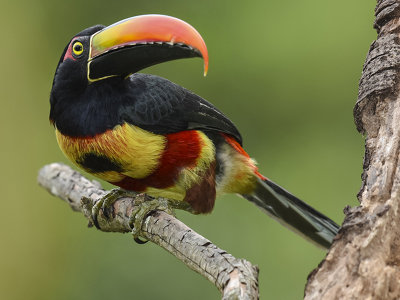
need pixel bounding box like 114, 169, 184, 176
72, 41, 84, 56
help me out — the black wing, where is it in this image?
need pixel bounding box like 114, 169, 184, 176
119, 73, 243, 145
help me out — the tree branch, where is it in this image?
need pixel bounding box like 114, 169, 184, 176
38, 163, 259, 300
304, 1, 400, 299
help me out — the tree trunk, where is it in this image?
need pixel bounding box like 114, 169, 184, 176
305, 1, 400, 299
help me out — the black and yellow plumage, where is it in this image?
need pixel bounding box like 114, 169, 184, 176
50, 15, 339, 249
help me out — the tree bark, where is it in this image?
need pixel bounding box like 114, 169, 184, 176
305, 1, 400, 299
38, 163, 259, 300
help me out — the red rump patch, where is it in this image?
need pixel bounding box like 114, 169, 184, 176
115, 130, 202, 191
221, 133, 267, 181
221, 134, 250, 158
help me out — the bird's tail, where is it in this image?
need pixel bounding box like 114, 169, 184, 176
242, 177, 339, 249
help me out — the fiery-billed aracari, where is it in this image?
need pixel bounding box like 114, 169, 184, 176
50, 15, 339, 249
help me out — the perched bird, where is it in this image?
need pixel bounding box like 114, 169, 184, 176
50, 15, 339, 249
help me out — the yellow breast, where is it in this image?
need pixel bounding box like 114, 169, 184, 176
55, 123, 166, 182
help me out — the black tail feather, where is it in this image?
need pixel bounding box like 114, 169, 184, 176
243, 178, 339, 249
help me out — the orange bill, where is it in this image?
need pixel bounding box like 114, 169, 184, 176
89, 14, 208, 76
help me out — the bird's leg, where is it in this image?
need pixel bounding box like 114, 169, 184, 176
129, 197, 195, 243
89, 188, 138, 229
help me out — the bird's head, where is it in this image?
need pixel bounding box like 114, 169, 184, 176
51, 14, 208, 91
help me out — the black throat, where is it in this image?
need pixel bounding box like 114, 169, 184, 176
50, 74, 130, 137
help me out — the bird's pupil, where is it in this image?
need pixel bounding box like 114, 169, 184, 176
75, 44, 82, 51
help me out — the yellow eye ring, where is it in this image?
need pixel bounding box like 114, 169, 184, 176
72, 41, 84, 56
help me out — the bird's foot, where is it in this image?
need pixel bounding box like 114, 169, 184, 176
130, 197, 191, 244
84, 188, 194, 244
89, 188, 138, 229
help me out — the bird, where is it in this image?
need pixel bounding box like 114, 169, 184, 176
50, 14, 339, 249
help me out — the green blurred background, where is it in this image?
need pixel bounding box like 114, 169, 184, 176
1, 0, 376, 299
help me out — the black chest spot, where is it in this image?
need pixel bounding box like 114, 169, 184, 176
77, 153, 124, 173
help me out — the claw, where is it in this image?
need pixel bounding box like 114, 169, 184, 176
91, 188, 137, 229
134, 237, 148, 244
129, 197, 177, 242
